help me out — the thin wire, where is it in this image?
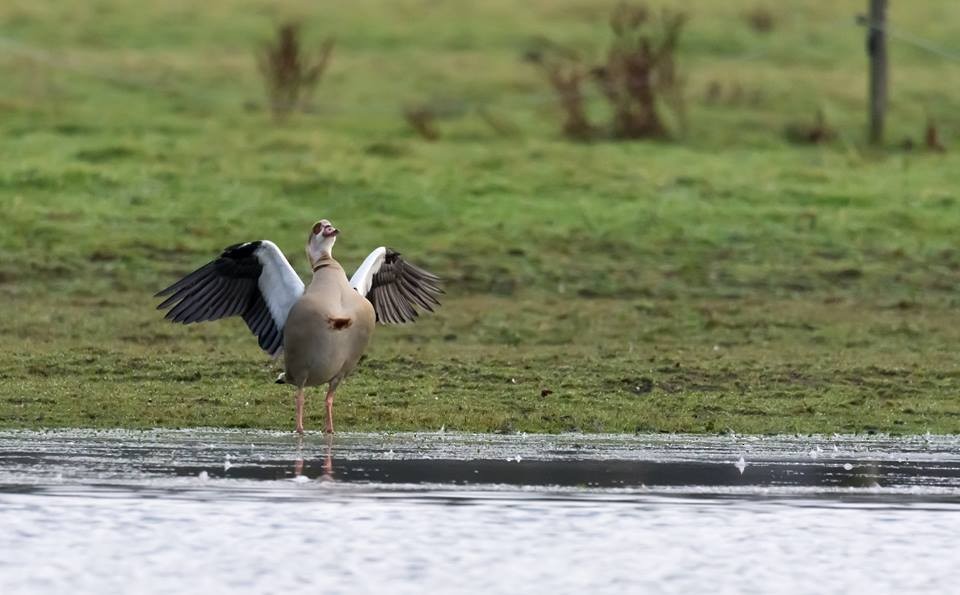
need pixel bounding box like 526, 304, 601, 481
1, 14, 955, 119
885, 27, 960, 64
0, 36, 192, 100
716, 16, 858, 63
0, 22, 851, 115
857, 18, 960, 64
309, 16, 864, 116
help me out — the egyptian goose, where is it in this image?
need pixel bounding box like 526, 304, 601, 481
155, 219, 441, 434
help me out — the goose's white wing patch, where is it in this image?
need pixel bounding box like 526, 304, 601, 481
349, 246, 387, 297
255, 241, 305, 331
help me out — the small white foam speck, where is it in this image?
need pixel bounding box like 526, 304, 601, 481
198, 471, 209, 481
224, 455, 233, 471
735, 456, 747, 474
292, 475, 310, 483
843, 463, 854, 471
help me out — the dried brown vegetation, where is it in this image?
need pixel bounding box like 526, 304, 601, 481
476, 107, 521, 137
402, 98, 476, 141
925, 118, 947, 152
702, 80, 764, 106
784, 109, 836, 145
596, 3, 688, 139
523, 42, 596, 140
537, 61, 596, 140
403, 105, 442, 140
257, 23, 334, 119
905, 119, 950, 153
744, 6, 776, 33
529, 3, 687, 141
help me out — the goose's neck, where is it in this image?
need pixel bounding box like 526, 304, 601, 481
311, 252, 334, 271
307, 234, 336, 269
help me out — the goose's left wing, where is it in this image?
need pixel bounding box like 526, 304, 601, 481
349, 247, 442, 324
155, 240, 304, 356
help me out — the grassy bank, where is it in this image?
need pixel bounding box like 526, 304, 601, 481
2, 0, 960, 433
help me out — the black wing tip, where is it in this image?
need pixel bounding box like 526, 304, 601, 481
154, 259, 219, 302
369, 247, 444, 325
156, 241, 266, 313
156, 241, 290, 356
384, 246, 442, 282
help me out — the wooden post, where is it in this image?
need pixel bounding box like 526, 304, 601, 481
867, 0, 888, 145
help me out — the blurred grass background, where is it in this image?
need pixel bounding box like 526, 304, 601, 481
2, 0, 960, 433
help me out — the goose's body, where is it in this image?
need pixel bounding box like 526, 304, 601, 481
284, 256, 375, 388
155, 219, 441, 433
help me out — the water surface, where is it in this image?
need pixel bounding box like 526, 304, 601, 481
1, 430, 958, 594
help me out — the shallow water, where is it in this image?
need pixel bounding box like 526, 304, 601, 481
1, 430, 959, 594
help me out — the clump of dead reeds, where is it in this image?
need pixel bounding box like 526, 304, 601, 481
403, 105, 442, 141
257, 23, 334, 119
594, 4, 687, 139
402, 104, 521, 141
401, 99, 472, 141
523, 41, 596, 141
924, 118, 947, 152
476, 107, 521, 137
744, 6, 776, 34
702, 80, 764, 107
903, 118, 949, 153
784, 109, 836, 145
528, 2, 687, 142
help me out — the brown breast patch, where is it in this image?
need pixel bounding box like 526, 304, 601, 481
327, 317, 353, 330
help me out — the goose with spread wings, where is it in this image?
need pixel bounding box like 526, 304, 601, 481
155, 219, 441, 434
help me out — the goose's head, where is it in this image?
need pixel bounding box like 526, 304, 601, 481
307, 219, 339, 263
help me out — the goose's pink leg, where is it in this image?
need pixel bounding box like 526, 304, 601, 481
324, 387, 336, 434
295, 387, 306, 434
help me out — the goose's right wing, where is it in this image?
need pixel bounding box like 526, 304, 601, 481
155, 240, 304, 356
350, 247, 442, 324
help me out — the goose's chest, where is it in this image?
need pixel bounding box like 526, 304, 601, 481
290, 285, 370, 330
283, 287, 375, 386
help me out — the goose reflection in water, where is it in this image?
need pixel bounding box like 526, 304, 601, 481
293, 435, 335, 482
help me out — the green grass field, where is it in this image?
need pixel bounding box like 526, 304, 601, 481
2, 0, 960, 433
